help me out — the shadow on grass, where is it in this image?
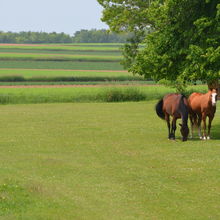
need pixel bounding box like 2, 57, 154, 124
187, 123, 220, 141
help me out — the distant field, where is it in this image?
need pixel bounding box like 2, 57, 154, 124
0, 60, 124, 71
0, 69, 144, 83
0, 44, 122, 51
0, 53, 122, 62
0, 69, 130, 78
0, 43, 129, 84
0, 48, 121, 56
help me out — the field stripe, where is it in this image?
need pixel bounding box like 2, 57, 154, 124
0, 84, 157, 88
0, 52, 122, 57
0, 68, 128, 73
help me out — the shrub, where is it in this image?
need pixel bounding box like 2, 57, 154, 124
99, 87, 146, 102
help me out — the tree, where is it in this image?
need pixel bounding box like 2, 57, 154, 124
98, 0, 220, 92
72, 29, 131, 43
0, 31, 73, 43
98, 0, 154, 68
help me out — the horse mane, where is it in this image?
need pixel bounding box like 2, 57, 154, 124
179, 94, 189, 125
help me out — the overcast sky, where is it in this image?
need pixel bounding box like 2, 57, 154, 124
0, 0, 108, 35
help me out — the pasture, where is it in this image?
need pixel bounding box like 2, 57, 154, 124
0, 101, 220, 219
0, 43, 219, 219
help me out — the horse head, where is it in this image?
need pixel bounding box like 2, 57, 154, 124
179, 123, 189, 141
210, 89, 218, 106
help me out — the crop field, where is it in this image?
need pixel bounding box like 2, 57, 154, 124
0, 101, 220, 219
0, 43, 123, 51
0, 43, 131, 85
0, 43, 207, 104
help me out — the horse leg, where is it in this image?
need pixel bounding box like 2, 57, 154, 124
171, 118, 177, 140
207, 115, 214, 140
202, 113, 207, 140
165, 114, 171, 139
189, 114, 194, 139
197, 115, 202, 139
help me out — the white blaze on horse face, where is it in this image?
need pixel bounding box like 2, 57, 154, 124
211, 93, 217, 106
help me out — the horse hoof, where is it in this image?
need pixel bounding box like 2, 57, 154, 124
203, 136, 207, 140
207, 136, 210, 140
199, 136, 203, 140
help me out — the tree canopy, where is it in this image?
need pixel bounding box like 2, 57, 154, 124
98, 0, 220, 90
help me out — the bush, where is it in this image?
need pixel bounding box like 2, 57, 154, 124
99, 87, 146, 102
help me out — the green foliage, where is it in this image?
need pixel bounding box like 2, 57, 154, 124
0, 31, 72, 43
98, 87, 146, 102
131, 0, 220, 86
72, 29, 131, 43
98, 0, 220, 90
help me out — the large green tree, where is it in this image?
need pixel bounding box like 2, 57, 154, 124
98, 0, 220, 91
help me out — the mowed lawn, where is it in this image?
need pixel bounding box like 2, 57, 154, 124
0, 101, 220, 219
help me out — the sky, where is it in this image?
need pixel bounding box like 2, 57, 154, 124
0, 0, 108, 35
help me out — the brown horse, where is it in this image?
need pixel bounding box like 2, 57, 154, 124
188, 89, 217, 140
155, 93, 189, 141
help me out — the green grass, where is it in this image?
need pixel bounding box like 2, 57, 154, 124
0, 85, 207, 104
0, 60, 124, 70
0, 69, 144, 83
0, 69, 134, 78
0, 48, 122, 56
0, 44, 122, 51
0, 53, 122, 62
0, 101, 220, 219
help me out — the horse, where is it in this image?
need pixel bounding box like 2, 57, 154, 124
188, 89, 217, 140
155, 93, 189, 141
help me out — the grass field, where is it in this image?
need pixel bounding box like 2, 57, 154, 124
0, 69, 144, 83
0, 53, 122, 62
0, 60, 124, 71
0, 43, 219, 220
0, 44, 123, 51
0, 85, 207, 104
0, 101, 220, 219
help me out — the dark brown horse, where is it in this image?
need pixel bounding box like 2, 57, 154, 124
188, 89, 217, 140
155, 93, 189, 141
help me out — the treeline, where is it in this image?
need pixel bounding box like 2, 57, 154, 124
0, 29, 130, 43
73, 29, 131, 43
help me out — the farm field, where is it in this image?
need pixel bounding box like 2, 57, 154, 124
0, 43, 139, 85
0, 101, 220, 219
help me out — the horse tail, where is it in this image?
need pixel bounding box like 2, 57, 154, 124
190, 112, 198, 127
155, 98, 165, 119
